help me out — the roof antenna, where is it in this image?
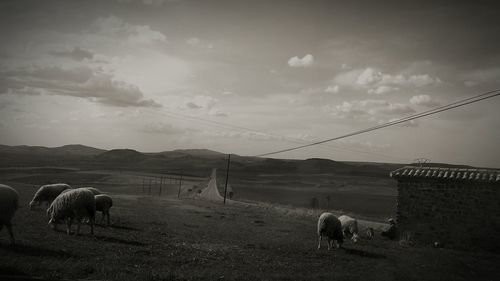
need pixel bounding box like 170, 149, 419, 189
413, 158, 430, 167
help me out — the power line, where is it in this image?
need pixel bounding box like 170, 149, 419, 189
254, 89, 500, 157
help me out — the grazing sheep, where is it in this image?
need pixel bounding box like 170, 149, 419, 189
0, 184, 19, 244
381, 218, 397, 240
317, 212, 344, 250
338, 215, 360, 243
95, 194, 113, 226
81, 187, 101, 195
366, 227, 374, 240
47, 188, 96, 235
28, 183, 72, 210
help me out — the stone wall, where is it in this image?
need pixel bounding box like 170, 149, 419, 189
396, 179, 500, 252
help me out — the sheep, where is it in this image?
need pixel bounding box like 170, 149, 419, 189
0, 184, 19, 245
95, 194, 113, 226
81, 187, 101, 195
317, 212, 344, 250
338, 215, 360, 243
381, 218, 397, 240
47, 188, 96, 235
28, 183, 72, 210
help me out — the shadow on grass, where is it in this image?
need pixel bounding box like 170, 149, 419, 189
343, 247, 387, 259
93, 235, 147, 246
0, 243, 74, 259
108, 224, 141, 231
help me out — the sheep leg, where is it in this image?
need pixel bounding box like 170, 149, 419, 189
106, 211, 110, 227
327, 238, 332, 250
76, 220, 81, 236
66, 218, 72, 235
101, 212, 105, 224
6, 224, 15, 245
89, 218, 94, 235
317, 235, 322, 250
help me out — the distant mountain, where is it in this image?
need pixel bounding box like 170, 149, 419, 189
173, 149, 226, 158
297, 158, 353, 173
52, 144, 106, 156
94, 149, 146, 162
0, 144, 105, 156
2, 144, 485, 178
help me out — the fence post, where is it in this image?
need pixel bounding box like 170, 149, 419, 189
159, 176, 163, 197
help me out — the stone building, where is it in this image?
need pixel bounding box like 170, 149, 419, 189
390, 166, 500, 252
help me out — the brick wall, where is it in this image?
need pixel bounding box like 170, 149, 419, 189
396, 179, 500, 252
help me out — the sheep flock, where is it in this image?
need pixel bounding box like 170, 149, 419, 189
3, 181, 392, 254
0, 182, 116, 245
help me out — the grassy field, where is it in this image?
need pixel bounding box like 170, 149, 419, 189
1, 168, 499, 280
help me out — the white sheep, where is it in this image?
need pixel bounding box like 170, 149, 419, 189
47, 188, 96, 235
0, 184, 19, 244
81, 187, 101, 195
317, 212, 344, 250
28, 183, 72, 210
95, 194, 113, 226
338, 215, 360, 243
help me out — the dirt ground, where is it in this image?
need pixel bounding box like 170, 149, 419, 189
1, 169, 499, 281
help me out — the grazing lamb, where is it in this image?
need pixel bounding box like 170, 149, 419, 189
47, 188, 96, 235
0, 184, 19, 244
317, 212, 344, 250
28, 183, 72, 210
95, 194, 113, 226
381, 218, 397, 240
338, 215, 360, 243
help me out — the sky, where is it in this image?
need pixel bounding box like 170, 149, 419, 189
0, 0, 499, 167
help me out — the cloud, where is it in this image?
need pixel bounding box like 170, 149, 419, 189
184, 95, 217, 110
333, 67, 441, 94
325, 85, 340, 94
288, 54, 314, 67
1, 66, 160, 108
208, 109, 228, 117
93, 15, 166, 44
80, 73, 160, 107
186, 37, 214, 49
409, 94, 441, 107
367, 85, 398, 95
326, 99, 415, 120
186, 102, 202, 109
115, 0, 173, 6
186, 37, 201, 46
462, 67, 500, 86
356, 67, 381, 86
142, 122, 188, 135
50, 47, 94, 61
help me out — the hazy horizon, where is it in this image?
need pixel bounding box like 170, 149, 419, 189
1, 0, 500, 167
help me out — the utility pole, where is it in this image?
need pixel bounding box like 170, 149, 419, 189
223, 154, 231, 204
177, 172, 183, 198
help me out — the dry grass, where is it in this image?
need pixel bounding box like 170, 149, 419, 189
0, 169, 499, 281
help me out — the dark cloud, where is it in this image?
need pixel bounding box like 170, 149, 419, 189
0, 66, 160, 108
50, 47, 94, 61
186, 102, 202, 109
